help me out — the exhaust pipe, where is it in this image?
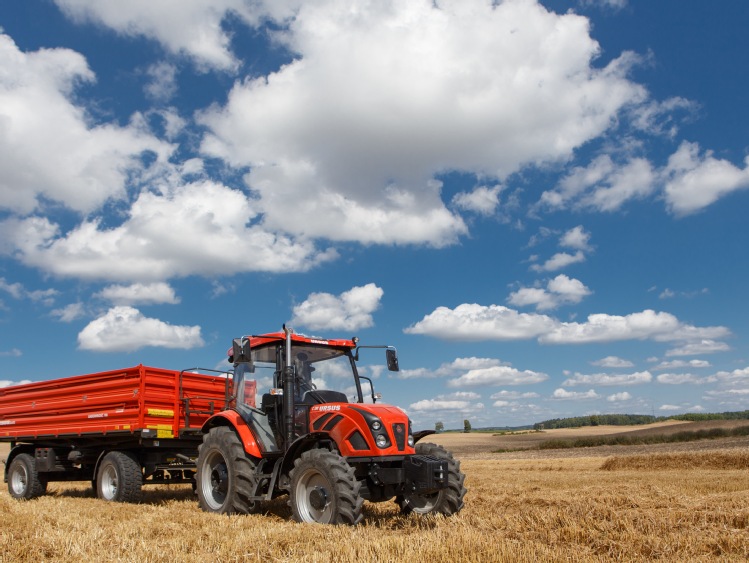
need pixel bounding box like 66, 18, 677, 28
283, 325, 295, 450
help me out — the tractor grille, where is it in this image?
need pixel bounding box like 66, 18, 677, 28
391, 423, 406, 450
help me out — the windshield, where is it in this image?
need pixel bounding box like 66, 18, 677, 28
234, 342, 362, 406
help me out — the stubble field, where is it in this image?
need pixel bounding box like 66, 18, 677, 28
2, 421, 749, 562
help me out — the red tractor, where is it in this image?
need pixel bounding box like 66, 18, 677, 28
196, 326, 466, 524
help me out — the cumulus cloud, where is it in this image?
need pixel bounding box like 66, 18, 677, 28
409, 398, 484, 413
652, 359, 710, 371
607, 392, 632, 402
0, 278, 58, 306
552, 388, 599, 400
50, 302, 86, 322
560, 225, 593, 252
407, 304, 729, 349
656, 373, 704, 385
530, 251, 586, 273
665, 339, 730, 357
2, 181, 336, 281
0, 348, 22, 358
77, 306, 203, 352
538, 155, 655, 212
96, 283, 180, 306
290, 283, 383, 331
0, 34, 172, 215
53, 0, 280, 71
591, 356, 634, 368
508, 274, 591, 311
395, 357, 504, 380
490, 390, 539, 400
663, 141, 749, 216
405, 304, 558, 341
452, 185, 502, 216
447, 365, 548, 388
198, 0, 644, 247
562, 370, 652, 387
0, 378, 32, 388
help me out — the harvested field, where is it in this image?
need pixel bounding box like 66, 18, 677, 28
2, 422, 749, 561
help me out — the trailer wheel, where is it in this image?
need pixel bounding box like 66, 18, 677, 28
397, 442, 466, 516
96, 451, 143, 503
196, 426, 259, 514
7, 453, 47, 500
289, 449, 363, 525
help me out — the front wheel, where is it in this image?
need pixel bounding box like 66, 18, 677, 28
397, 442, 466, 516
7, 453, 47, 500
289, 449, 363, 525
96, 451, 143, 503
196, 426, 259, 514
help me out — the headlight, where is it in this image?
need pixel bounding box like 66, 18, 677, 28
407, 435, 414, 447
375, 434, 388, 448
371, 420, 382, 431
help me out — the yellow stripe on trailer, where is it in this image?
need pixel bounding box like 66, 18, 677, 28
147, 408, 174, 418
147, 424, 174, 438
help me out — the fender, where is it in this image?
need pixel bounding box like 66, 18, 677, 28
280, 432, 331, 477
3, 444, 34, 482
201, 411, 264, 459
413, 429, 436, 444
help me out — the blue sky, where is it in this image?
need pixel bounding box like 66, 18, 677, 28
1, 0, 748, 430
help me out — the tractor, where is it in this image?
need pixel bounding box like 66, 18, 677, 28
195, 326, 466, 524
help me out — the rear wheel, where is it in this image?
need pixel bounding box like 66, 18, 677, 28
196, 426, 259, 514
289, 449, 363, 525
96, 451, 143, 503
7, 453, 47, 500
397, 442, 466, 516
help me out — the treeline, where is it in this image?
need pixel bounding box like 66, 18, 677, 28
534, 411, 749, 430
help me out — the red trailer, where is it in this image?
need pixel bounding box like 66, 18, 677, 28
1, 365, 239, 502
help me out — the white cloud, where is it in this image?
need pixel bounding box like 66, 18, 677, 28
0, 379, 32, 388
538, 155, 655, 212
406, 305, 729, 348
53, 0, 278, 71
447, 365, 548, 388
51, 302, 86, 322
0, 348, 22, 358
77, 306, 203, 352
452, 185, 502, 216
290, 283, 383, 331
652, 359, 710, 371
508, 274, 591, 311
199, 0, 644, 247
607, 392, 631, 402
144, 61, 178, 102
663, 141, 749, 216
540, 310, 728, 345
552, 388, 599, 400
591, 356, 634, 368
563, 370, 652, 387
560, 225, 592, 251
405, 304, 558, 341
3, 181, 337, 281
408, 398, 483, 413
656, 373, 703, 385
665, 339, 730, 357
0, 277, 58, 306
96, 283, 180, 306
490, 390, 539, 400
530, 251, 585, 273
396, 357, 504, 380
0, 34, 172, 215
659, 404, 681, 411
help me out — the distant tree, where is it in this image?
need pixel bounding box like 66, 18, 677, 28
463, 419, 472, 433
435, 421, 444, 433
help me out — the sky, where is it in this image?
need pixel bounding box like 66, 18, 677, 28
1, 0, 749, 430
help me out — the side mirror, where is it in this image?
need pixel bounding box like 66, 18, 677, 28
232, 337, 254, 371
386, 349, 399, 372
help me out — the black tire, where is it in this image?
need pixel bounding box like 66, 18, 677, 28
196, 426, 259, 514
397, 442, 466, 516
7, 453, 47, 500
289, 449, 363, 525
96, 451, 143, 503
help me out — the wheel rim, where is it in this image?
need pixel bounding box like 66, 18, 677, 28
294, 467, 333, 523
10, 464, 28, 496
100, 463, 118, 500
201, 450, 230, 511
406, 490, 444, 514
